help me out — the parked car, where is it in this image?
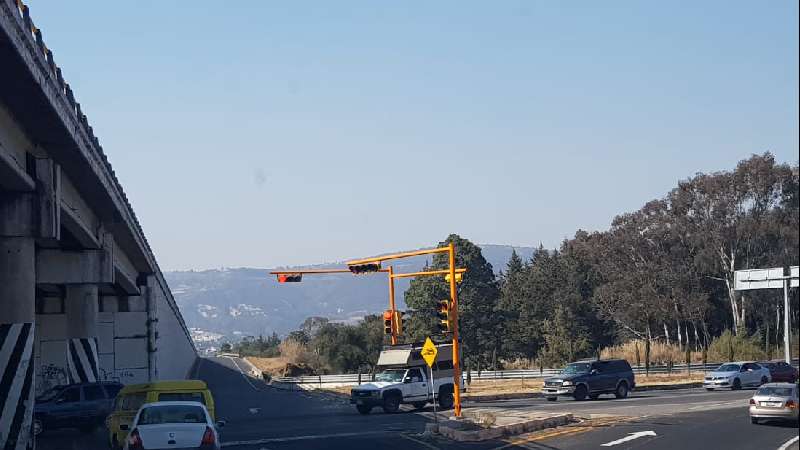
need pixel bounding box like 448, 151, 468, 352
749, 383, 799, 425
123, 401, 224, 450
758, 361, 798, 383
703, 362, 771, 390
33, 381, 123, 434
542, 359, 635, 401
107, 380, 215, 450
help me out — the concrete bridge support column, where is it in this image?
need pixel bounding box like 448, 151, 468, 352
0, 197, 36, 450
64, 285, 100, 384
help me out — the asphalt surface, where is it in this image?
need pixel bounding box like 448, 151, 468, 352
35, 357, 799, 450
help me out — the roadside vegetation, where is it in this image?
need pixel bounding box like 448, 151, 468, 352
243, 153, 798, 376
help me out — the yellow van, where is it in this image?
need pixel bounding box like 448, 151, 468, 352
106, 380, 215, 450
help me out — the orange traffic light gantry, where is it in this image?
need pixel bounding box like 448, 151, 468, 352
272, 243, 467, 417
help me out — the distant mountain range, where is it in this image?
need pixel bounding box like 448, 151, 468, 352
166, 244, 535, 341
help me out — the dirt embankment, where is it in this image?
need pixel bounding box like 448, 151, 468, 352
245, 356, 316, 377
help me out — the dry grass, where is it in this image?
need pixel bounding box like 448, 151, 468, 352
245, 356, 289, 377
601, 340, 703, 366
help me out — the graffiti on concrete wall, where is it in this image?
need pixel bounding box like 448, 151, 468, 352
37, 363, 69, 394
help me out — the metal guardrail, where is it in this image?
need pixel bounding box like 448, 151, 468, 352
271, 360, 799, 385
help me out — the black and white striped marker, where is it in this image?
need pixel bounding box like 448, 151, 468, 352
0, 323, 35, 450
66, 337, 99, 384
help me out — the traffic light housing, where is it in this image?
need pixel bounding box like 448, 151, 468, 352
277, 273, 302, 283
436, 299, 451, 333
348, 262, 382, 274
444, 272, 463, 283
383, 310, 393, 335
393, 310, 406, 336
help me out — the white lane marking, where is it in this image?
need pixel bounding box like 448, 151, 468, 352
226, 356, 261, 391
399, 433, 441, 450
248, 408, 260, 414
778, 436, 799, 450
221, 430, 391, 446
601, 431, 657, 447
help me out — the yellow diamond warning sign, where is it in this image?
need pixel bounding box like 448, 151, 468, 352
421, 337, 438, 367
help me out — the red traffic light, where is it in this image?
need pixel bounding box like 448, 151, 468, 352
277, 273, 302, 283
383, 310, 393, 335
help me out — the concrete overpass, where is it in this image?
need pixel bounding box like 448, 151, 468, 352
0, 1, 197, 448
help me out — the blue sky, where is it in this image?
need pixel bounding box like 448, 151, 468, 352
29, 1, 799, 270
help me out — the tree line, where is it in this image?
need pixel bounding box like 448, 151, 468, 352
269, 153, 799, 373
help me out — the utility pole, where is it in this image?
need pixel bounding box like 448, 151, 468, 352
784, 269, 791, 364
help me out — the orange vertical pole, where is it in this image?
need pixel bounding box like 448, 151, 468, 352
448, 242, 462, 417
388, 265, 398, 345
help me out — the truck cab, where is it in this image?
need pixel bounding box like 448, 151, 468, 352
350, 342, 457, 414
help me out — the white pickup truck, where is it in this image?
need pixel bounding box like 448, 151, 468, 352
350, 343, 457, 414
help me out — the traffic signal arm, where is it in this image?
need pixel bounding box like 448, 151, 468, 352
390, 268, 466, 279
346, 247, 450, 266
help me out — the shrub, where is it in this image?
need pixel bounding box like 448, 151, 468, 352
279, 339, 312, 366
707, 330, 766, 362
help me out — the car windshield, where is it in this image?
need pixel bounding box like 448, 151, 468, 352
757, 387, 794, 397
562, 363, 592, 375
374, 370, 406, 382
716, 364, 740, 372
137, 405, 206, 425
36, 386, 65, 402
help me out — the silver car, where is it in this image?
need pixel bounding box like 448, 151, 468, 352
749, 383, 799, 424
703, 361, 771, 390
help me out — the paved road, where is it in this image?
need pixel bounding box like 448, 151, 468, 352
36, 357, 799, 450
508, 407, 799, 450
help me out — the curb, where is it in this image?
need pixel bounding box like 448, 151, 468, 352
436, 413, 573, 442
463, 381, 701, 402
465, 392, 543, 402
634, 382, 703, 391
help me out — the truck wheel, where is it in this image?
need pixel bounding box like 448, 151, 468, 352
356, 405, 372, 415
382, 394, 401, 414
573, 385, 588, 401
546, 396, 557, 402
438, 392, 454, 410
614, 382, 629, 399
412, 402, 427, 410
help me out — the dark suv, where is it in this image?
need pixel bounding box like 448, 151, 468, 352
34, 382, 124, 433
543, 359, 635, 401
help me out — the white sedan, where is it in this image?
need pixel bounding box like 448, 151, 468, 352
124, 401, 223, 450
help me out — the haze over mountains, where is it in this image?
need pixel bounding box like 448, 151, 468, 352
166, 244, 535, 341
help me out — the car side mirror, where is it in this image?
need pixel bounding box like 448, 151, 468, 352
215, 420, 226, 429
119, 424, 129, 431
403, 377, 412, 383
590, 369, 598, 376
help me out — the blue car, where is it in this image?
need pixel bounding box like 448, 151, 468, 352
542, 359, 636, 401
34, 382, 123, 434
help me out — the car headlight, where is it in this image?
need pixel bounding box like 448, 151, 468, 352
562, 381, 573, 386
